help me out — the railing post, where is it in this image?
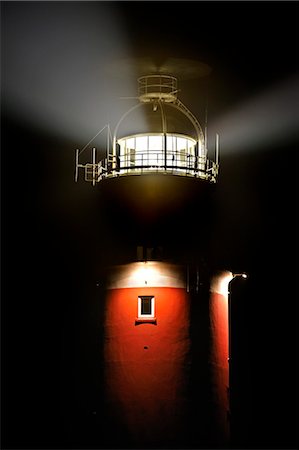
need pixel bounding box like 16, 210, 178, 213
216, 133, 220, 166
164, 134, 167, 170
92, 147, 96, 186
75, 149, 79, 182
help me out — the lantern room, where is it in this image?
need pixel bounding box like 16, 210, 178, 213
75, 74, 219, 185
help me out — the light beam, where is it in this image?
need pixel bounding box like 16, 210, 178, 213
209, 75, 299, 154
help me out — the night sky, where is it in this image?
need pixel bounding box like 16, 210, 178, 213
1, 1, 298, 449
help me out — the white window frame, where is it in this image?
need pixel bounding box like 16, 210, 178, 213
138, 296, 155, 319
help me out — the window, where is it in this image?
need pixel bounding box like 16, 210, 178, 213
138, 296, 155, 318
136, 296, 156, 324
129, 148, 135, 165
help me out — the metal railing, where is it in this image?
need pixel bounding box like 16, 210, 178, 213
76, 148, 218, 184
138, 75, 178, 102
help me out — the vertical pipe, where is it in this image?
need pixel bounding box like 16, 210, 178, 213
112, 135, 116, 172
75, 149, 79, 182
159, 100, 167, 170
107, 124, 110, 163
216, 133, 220, 166
92, 147, 96, 186
164, 133, 167, 170
204, 106, 208, 158
147, 135, 149, 167
162, 118, 166, 169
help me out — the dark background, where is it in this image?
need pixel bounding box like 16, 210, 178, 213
1, 1, 298, 449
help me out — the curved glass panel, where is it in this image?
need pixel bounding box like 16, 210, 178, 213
118, 133, 203, 176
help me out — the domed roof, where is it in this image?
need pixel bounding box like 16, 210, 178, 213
116, 101, 201, 142
114, 75, 204, 143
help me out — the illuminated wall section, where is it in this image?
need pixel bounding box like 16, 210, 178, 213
209, 270, 233, 442
103, 262, 191, 445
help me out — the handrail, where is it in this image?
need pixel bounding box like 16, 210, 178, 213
77, 149, 217, 184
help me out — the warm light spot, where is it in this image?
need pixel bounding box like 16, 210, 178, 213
210, 271, 248, 297
210, 271, 234, 297
107, 261, 186, 289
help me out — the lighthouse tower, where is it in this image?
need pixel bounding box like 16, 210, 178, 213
75, 74, 233, 447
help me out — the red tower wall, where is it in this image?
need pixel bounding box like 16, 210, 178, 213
209, 271, 232, 442
103, 262, 190, 445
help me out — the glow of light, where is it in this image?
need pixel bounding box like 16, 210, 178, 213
2, 2, 147, 146
210, 271, 234, 297
107, 261, 185, 289
133, 264, 150, 286
233, 272, 247, 279
209, 75, 299, 154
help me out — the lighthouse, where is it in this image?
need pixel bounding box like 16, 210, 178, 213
75, 73, 241, 447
